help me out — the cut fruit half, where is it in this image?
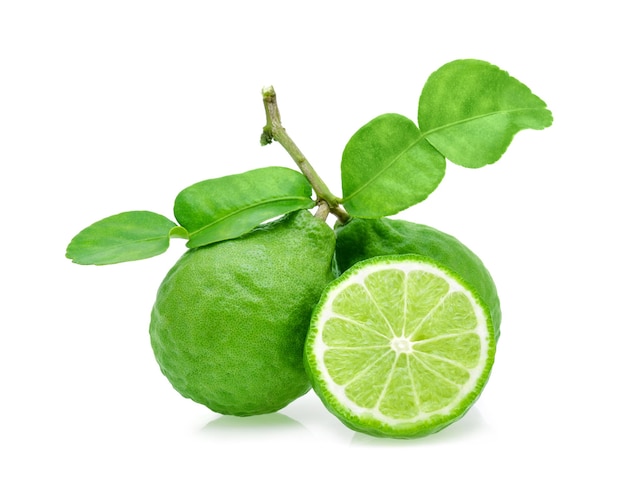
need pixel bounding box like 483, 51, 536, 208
304, 255, 496, 438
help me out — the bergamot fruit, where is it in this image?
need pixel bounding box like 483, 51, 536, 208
150, 209, 335, 416
334, 217, 501, 340
304, 255, 496, 438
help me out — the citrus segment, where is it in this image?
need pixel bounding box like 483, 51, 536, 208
305, 255, 495, 438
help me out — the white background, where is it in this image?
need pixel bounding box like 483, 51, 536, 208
2, 1, 624, 483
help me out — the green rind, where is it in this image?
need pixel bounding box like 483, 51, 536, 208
304, 254, 496, 439
334, 217, 501, 340
150, 210, 336, 416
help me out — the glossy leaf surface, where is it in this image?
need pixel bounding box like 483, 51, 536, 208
418, 59, 553, 168
66, 211, 183, 265
174, 166, 315, 248
341, 114, 445, 218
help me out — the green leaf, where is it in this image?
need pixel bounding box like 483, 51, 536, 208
174, 166, 315, 248
66, 211, 183, 265
418, 59, 553, 168
340, 114, 445, 218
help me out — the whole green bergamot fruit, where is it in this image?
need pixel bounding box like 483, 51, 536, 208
150, 210, 335, 416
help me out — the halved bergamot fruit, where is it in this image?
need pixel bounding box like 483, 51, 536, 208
304, 254, 496, 438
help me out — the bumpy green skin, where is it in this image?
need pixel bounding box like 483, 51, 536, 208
150, 210, 335, 416
334, 218, 501, 340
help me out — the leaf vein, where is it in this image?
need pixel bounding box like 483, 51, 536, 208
186, 195, 313, 237
342, 133, 428, 203
420, 107, 548, 138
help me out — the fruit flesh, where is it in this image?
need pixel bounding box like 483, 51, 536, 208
305, 255, 495, 438
334, 217, 501, 340
150, 210, 336, 416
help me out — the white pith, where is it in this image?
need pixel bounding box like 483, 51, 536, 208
312, 259, 492, 426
